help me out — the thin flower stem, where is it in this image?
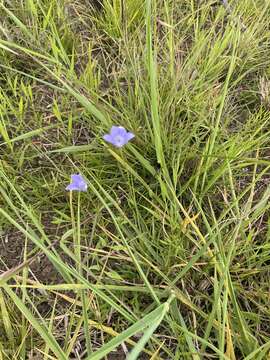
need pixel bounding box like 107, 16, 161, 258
77, 192, 81, 268
69, 191, 76, 247
69, 191, 92, 355
70, 191, 81, 273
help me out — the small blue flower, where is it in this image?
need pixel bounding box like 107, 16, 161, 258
66, 174, 87, 192
103, 126, 135, 148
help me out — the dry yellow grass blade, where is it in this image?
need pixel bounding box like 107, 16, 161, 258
225, 320, 236, 360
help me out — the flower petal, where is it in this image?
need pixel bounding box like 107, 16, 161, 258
116, 127, 127, 136
113, 137, 126, 147
103, 134, 114, 143
66, 174, 87, 192
125, 132, 135, 141
103, 126, 134, 148
71, 174, 82, 182
110, 126, 122, 136
66, 183, 77, 191
79, 183, 88, 191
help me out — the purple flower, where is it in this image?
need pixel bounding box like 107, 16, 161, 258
103, 126, 135, 148
66, 174, 87, 192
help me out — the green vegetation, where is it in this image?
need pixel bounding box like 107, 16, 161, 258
0, 0, 270, 358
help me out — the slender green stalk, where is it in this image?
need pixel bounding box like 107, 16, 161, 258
70, 192, 92, 356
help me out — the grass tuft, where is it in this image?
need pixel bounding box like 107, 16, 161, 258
1, 0, 270, 359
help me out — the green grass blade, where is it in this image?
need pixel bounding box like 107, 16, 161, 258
2, 285, 67, 360
88, 295, 174, 360
127, 294, 174, 360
